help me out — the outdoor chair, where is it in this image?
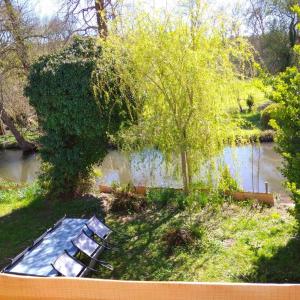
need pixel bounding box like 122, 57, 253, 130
71, 231, 113, 271
85, 215, 131, 243
51, 250, 100, 277
85, 216, 112, 241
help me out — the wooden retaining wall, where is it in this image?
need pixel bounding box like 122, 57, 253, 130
230, 191, 275, 206
99, 185, 275, 206
0, 274, 299, 300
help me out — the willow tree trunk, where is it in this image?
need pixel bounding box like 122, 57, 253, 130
186, 151, 192, 186
181, 150, 190, 194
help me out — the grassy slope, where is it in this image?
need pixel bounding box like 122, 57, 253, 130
0, 183, 299, 283
100, 202, 299, 283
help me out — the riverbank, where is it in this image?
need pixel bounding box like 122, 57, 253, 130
0, 123, 274, 151
0, 182, 299, 282
235, 129, 274, 144
0, 143, 285, 195
234, 110, 275, 144
0, 132, 39, 150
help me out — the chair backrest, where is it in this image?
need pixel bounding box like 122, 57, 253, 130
72, 231, 99, 257
52, 251, 84, 277
86, 216, 112, 239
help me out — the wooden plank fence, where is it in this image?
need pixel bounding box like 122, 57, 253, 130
0, 274, 299, 300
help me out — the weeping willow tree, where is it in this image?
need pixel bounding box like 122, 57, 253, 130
99, 10, 255, 194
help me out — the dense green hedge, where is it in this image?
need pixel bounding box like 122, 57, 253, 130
260, 103, 280, 129
25, 37, 131, 198
270, 67, 300, 210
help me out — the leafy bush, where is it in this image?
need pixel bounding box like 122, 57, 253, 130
235, 129, 274, 144
25, 37, 131, 199
260, 103, 279, 129
240, 119, 256, 130
110, 184, 147, 214
219, 166, 240, 192
259, 130, 275, 142
146, 188, 184, 208
269, 67, 300, 208
189, 223, 205, 239
246, 94, 255, 112
185, 190, 210, 208
110, 192, 147, 214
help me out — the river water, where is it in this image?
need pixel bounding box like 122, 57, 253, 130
0, 143, 286, 195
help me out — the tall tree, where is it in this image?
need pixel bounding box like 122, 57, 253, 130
101, 12, 254, 194
3, 0, 30, 71
246, 0, 299, 72
0, 0, 68, 152
0, 0, 36, 151
60, 0, 122, 38
26, 37, 132, 198
269, 67, 300, 215
95, 0, 108, 38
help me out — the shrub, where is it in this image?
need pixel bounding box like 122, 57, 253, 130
260, 103, 280, 129
240, 119, 256, 130
189, 223, 205, 239
269, 67, 300, 209
185, 190, 209, 208
219, 166, 240, 192
109, 183, 147, 214
259, 130, 275, 142
162, 217, 204, 255
246, 94, 255, 112
110, 190, 147, 214
25, 37, 131, 199
163, 228, 194, 254
146, 188, 183, 208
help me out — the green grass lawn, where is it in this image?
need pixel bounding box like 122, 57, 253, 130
100, 201, 299, 283
0, 182, 299, 283
227, 79, 276, 144
232, 109, 275, 144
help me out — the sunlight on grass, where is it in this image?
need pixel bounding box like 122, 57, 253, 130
0, 183, 298, 282
100, 202, 298, 282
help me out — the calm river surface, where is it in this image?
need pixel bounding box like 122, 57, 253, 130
0, 143, 286, 195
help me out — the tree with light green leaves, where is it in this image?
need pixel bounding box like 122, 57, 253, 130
99, 11, 255, 194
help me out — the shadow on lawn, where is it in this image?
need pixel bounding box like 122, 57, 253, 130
247, 235, 300, 283
242, 207, 300, 283
0, 192, 105, 269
